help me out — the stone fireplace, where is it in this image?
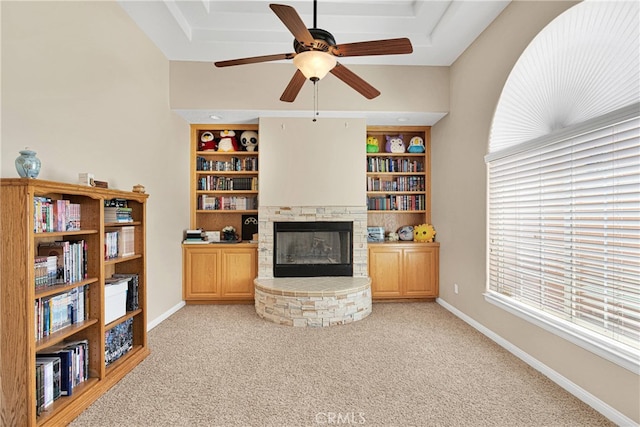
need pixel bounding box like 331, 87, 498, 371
257, 206, 368, 278
253, 117, 371, 326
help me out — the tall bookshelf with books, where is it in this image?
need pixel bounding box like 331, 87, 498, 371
0, 178, 149, 426
365, 126, 439, 300
184, 124, 259, 304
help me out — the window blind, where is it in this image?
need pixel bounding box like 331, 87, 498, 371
486, 108, 640, 360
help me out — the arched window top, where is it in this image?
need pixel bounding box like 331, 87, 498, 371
489, 0, 640, 154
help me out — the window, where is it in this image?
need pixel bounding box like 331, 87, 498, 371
485, 105, 640, 371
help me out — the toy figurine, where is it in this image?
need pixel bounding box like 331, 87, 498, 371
217, 130, 240, 152
240, 130, 259, 151
366, 136, 380, 153
407, 136, 425, 153
385, 135, 405, 153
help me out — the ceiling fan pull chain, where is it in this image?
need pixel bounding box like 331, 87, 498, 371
313, 80, 318, 122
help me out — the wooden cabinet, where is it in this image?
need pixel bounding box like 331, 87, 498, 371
183, 244, 257, 303
185, 124, 259, 303
369, 242, 439, 300
0, 178, 149, 426
366, 126, 438, 300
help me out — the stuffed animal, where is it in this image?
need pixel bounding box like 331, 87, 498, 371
240, 130, 259, 151
413, 223, 436, 242
366, 136, 380, 153
397, 225, 414, 241
407, 136, 425, 153
198, 131, 217, 151
217, 130, 239, 152
385, 135, 405, 153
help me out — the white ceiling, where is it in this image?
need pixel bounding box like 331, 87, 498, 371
118, 0, 511, 124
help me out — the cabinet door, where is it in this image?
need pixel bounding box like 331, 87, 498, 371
220, 248, 256, 299
403, 247, 438, 297
183, 247, 221, 299
369, 246, 403, 298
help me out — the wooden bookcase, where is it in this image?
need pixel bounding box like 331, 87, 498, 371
190, 124, 259, 233
0, 179, 149, 426
184, 124, 259, 304
365, 126, 439, 300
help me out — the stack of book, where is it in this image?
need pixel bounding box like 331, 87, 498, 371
183, 229, 208, 244
36, 339, 89, 414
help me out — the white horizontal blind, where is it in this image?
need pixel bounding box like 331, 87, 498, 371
487, 112, 640, 353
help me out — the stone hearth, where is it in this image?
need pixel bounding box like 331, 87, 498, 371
254, 277, 372, 327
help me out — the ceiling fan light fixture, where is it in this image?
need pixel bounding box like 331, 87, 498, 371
293, 51, 336, 81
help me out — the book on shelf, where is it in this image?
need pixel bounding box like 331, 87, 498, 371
37, 348, 74, 397
35, 286, 86, 340
111, 273, 139, 311
105, 318, 133, 366
39, 339, 89, 398
33, 197, 81, 233
35, 356, 62, 410
38, 240, 87, 285
198, 195, 258, 211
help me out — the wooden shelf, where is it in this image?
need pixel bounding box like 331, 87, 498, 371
0, 178, 149, 426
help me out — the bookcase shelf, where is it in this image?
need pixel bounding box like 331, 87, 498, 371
365, 125, 432, 234
0, 178, 149, 426
365, 126, 438, 301
186, 124, 260, 304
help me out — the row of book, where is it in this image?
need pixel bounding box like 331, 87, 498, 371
367, 157, 425, 173
105, 318, 133, 366
198, 176, 258, 191
106, 273, 140, 312
35, 286, 87, 340
36, 339, 89, 414
104, 206, 133, 223
196, 156, 258, 172
34, 197, 81, 233
105, 226, 135, 260
36, 240, 88, 287
367, 195, 426, 211
198, 195, 258, 211
367, 176, 426, 192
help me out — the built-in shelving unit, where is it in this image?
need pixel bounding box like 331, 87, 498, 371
365, 126, 439, 300
185, 124, 259, 304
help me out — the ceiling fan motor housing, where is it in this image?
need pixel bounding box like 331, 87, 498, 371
294, 28, 336, 53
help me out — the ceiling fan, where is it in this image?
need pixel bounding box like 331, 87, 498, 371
214, 1, 413, 103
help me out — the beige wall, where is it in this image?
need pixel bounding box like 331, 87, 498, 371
259, 117, 366, 207
170, 61, 450, 114
1, 1, 190, 324
432, 1, 639, 423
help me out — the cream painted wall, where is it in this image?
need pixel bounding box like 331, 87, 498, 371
259, 117, 366, 206
431, 1, 639, 423
1, 1, 190, 325
170, 61, 449, 114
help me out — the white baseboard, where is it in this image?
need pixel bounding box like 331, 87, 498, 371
146, 301, 186, 331
436, 298, 638, 427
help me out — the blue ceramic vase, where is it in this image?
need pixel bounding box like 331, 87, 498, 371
15, 149, 41, 178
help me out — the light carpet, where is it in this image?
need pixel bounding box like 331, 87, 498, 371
70, 302, 614, 426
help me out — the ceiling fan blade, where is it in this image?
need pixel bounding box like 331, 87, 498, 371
330, 38, 413, 57
270, 4, 315, 46
330, 63, 380, 99
280, 69, 307, 102
215, 53, 295, 68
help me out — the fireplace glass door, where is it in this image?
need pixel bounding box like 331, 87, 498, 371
273, 221, 353, 277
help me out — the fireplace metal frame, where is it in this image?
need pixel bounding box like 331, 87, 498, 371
273, 221, 354, 277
